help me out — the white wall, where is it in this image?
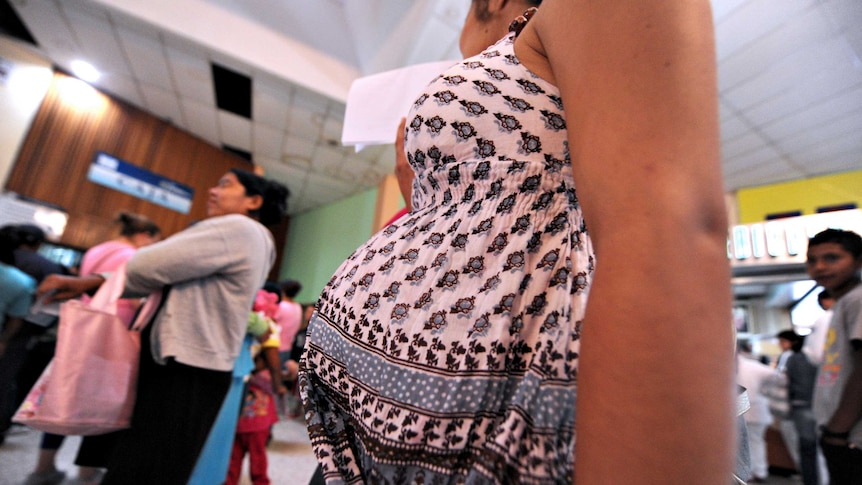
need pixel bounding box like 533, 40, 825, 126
0, 37, 52, 188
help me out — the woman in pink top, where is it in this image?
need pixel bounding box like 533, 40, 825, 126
78, 213, 162, 324
273, 279, 303, 367
26, 212, 160, 485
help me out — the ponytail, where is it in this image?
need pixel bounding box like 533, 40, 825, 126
229, 168, 289, 226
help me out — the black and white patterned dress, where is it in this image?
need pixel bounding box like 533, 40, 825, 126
300, 33, 595, 484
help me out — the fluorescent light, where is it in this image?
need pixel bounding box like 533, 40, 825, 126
56, 76, 106, 111
70, 60, 100, 82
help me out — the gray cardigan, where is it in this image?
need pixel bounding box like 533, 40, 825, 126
125, 214, 274, 372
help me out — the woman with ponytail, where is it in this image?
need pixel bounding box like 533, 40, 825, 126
39, 168, 289, 484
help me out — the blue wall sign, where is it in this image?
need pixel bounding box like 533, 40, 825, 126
87, 152, 195, 214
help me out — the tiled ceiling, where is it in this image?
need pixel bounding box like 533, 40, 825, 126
4, 0, 862, 215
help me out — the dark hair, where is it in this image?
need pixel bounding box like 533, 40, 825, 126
472, 0, 542, 22
280, 279, 302, 298
15, 224, 46, 247
263, 281, 282, 297
808, 229, 862, 259
229, 168, 289, 226
777, 329, 804, 352
0, 225, 21, 265
116, 212, 161, 237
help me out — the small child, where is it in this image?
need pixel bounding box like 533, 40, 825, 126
224, 352, 280, 485
223, 289, 285, 485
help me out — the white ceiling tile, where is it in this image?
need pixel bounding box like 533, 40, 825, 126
714, 0, 819, 61
139, 83, 184, 125
711, 0, 750, 23
718, 7, 833, 90
166, 47, 214, 105
791, 130, 862, 162
328, 101, 346, 119
62, 10, 132, 78
180, 98, 220, 146
720, 115, 754, 141
352, 144, 387, 164
723, 36, 848, 111
374, 145, 397, 171
402, 15, 461, 69
11, 0, 77, 58
822, 0, 862, 54
158, 26, 210, 57
724, 159, 807, 186
338, 156, 372, 179
722, 131, 770, 159
805, 151, 862, 175
282, 135, 317, 162
218, 111, 253, 151
724, 145, 784, 172
286, 104, 323, 140
311, 144, 347, 175
724, 171, 799, 191
759, 86, 862, 140
303, 169, 355, 194
252, 123, 284, 160
60, 0, 110, 20
774, 110, 862, 154
117, 28, 173, 91
96, 73, 143, 108
281, 156, 313, 172
103, 5, 163, 39
253, 81, 291, 129
291, 87, 330, 116
258, 156, 309, 182
321, 115, 343, 144
741, 65, 862, 127
718, 100, 736, 122
360, 170, 385, 188
254, 156, 304, 198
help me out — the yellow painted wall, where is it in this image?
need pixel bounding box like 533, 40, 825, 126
736, 169, 862, 223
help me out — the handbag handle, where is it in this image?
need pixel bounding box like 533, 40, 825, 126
129, 288, 165, 332
87, 264, 128, 315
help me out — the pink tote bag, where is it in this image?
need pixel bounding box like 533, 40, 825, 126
14, 265, 161, 436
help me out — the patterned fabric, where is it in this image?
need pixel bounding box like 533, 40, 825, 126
300, 33, 594, 484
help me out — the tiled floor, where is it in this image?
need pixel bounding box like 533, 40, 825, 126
0, 416, 319, 485
0, 419, 805, 485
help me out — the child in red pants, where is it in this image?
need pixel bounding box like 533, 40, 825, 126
224, 354, 279, 485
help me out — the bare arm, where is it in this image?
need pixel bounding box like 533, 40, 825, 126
37, 273, 105, 303
394, 117, 413, 212
526, 1, 734, 482
262, 346, 288, 396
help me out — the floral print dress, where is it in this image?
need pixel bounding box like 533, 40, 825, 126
300, 33, 594, 485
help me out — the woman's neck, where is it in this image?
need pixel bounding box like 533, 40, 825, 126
115, 235, 135, 247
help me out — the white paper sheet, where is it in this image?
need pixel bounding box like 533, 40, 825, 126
341, 60, 458, 149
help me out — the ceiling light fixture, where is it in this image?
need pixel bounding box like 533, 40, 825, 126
70, 59, 100, 82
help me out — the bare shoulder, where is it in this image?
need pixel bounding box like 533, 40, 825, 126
513, 17, 555, 86
512, 0, 578, 90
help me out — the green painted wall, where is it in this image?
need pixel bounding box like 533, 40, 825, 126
736, 169, 862, 223
278, 188, 378, 304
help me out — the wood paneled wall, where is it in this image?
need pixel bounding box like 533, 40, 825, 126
5, 72, 288, 279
